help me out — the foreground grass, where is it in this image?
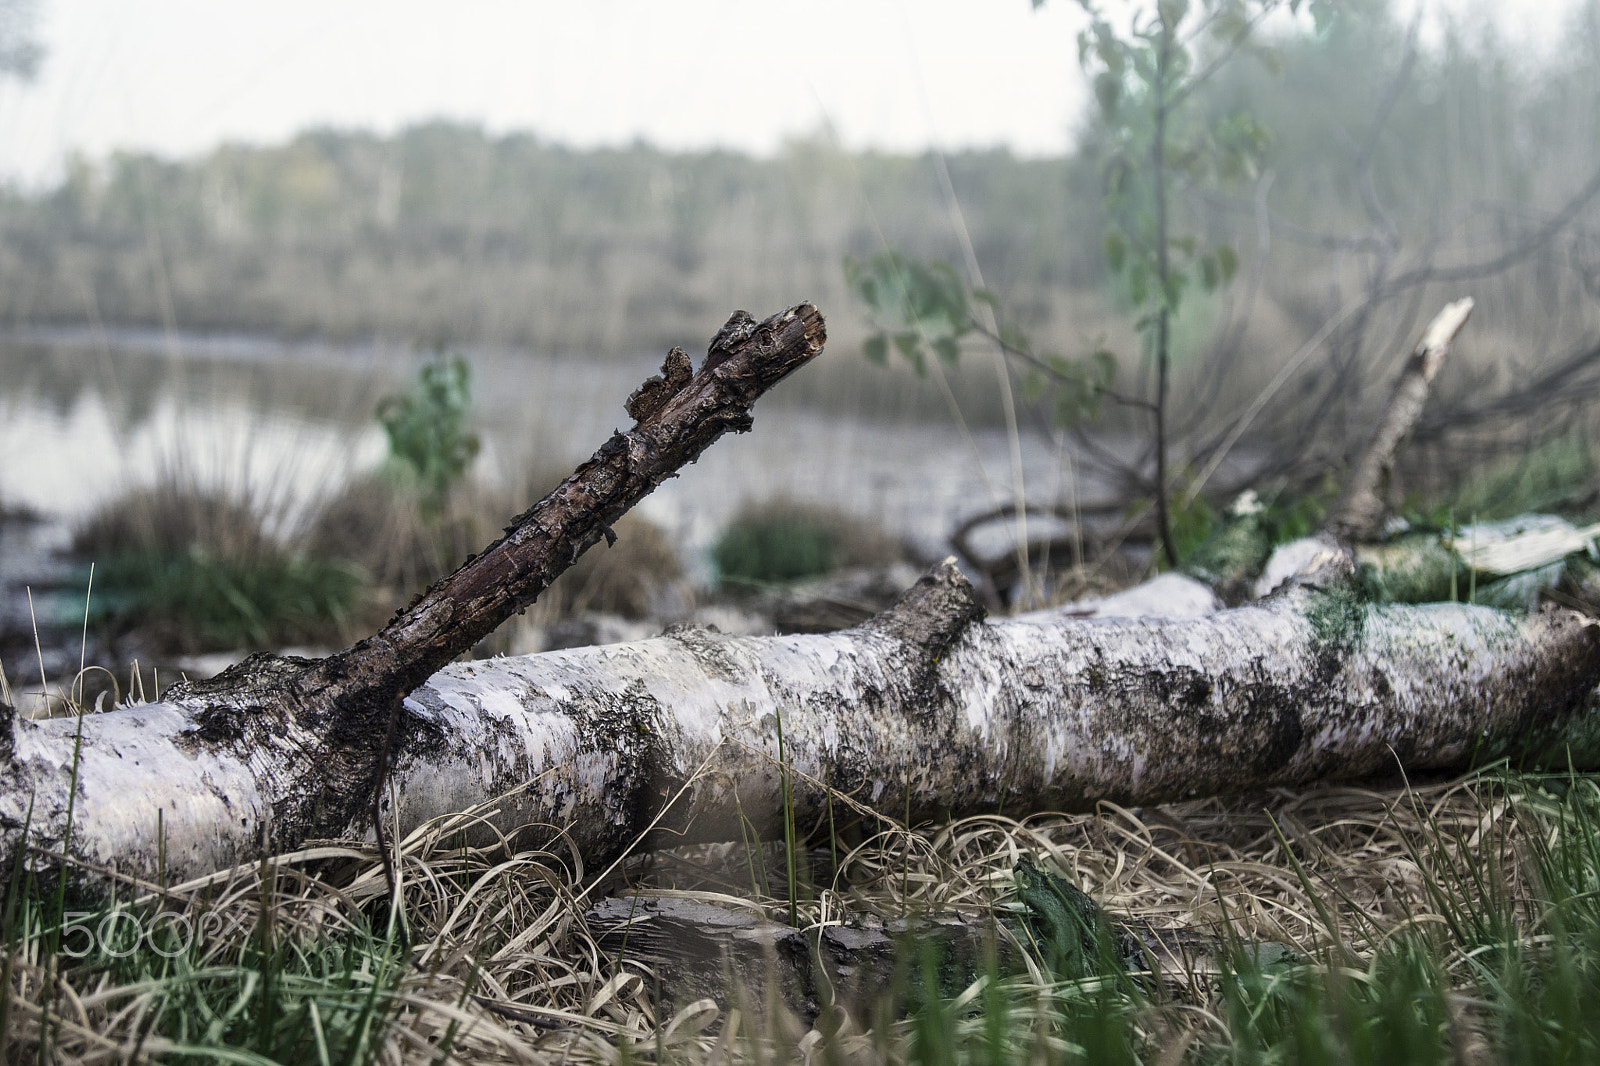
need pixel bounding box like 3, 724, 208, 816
6, 764, 1600, 1064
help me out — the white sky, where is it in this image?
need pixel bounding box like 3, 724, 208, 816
0, 0, 1581, 188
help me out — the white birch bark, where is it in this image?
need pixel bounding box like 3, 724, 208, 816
3, 558, 1596, 897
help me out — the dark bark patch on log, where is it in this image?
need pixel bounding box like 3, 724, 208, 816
1250, 697, 1307, 775
169, 655, 335, 804
661, 623, 741, 682
1368, 666, 1395, 703
861, 559, 988, 717
1150, 665, 1214, 710
170, 652, 322, 742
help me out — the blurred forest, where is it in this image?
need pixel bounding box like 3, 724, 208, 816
1, 0, 1598, 450
0, 125, 1103, 356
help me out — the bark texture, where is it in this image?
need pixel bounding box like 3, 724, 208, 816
4, 559, 1598, 897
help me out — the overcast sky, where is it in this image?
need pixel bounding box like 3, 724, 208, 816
0, 0, 1581, 187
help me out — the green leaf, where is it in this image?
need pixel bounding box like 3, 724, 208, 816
378, 353, 480, 516
1093, 22, 1124, 76
1094, 72, 1122, 118
1216, 244, 1238, 283
1128, 264, 1149, 306
893, 332, 920, 359
933, 336, 961, 365
1000, 323, 1032, 354
1164, 271, 1188, 308
1023, 369, 1045, 400
1157, 0, 1189, 29
863, 334, 888, 366
842, 251, 973, 353
1103, 230, 1126, 274
1092, 348, 1117, 384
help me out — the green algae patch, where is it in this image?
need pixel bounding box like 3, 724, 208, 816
1306, 582, 1370, 651
1354, 533, 1468, 604
1186, 510, 1274, 602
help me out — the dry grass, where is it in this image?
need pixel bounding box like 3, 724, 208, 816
300, 471, 509, 610
0, 764, 1569, 1064
71, 474, 368, 654
72, 477, 273, 563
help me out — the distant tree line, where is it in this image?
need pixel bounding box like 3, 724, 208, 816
0, 0, 1595, 427
0, 125, 1103, 355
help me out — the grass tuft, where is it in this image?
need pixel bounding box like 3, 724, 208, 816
75, 476, 365, 653
713, 500, 905, 588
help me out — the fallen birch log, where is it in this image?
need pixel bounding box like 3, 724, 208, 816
7, 540, 1600, 896
4, 299, 1600, 901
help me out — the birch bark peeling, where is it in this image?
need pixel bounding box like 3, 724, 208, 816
4, 560, 1598, 895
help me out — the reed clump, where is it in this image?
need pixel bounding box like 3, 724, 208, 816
72, 475, 364, 653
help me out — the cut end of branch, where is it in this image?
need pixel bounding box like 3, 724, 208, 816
1417, 298, 1474, 378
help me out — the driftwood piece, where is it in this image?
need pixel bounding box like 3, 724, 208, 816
586, 872, 1289, 1019
585, 895, 984, 1019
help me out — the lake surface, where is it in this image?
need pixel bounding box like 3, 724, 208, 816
0, 327, 1127, 589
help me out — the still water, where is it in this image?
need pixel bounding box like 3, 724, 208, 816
0, 328, 1110, 585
